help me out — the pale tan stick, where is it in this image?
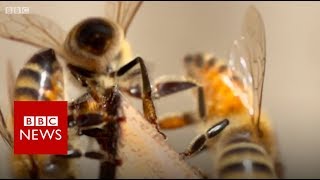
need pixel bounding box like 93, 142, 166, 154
117, 97, 203, 179
0, 94, 203, 178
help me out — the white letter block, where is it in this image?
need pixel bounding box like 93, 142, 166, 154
24, 116, 34, 126
47, 116, 58, 126
36, 116, 46, 126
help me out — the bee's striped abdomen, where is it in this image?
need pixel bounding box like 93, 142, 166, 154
216, 135, 277, 179
14, 49, 64, 101
11, 49, 78, 178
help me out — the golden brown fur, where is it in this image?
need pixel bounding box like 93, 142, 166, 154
184, 53, 282, 178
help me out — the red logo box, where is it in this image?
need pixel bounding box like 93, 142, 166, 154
14, 101, 68, 154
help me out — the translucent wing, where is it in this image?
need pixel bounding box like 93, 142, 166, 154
0, 12, 66, 55
0, 109, 13, 149
228, 5, 266, 128
1, 60, 15, 149
228, 38, 254, 116
105, 1, 143, 35
7, 60, 15, 114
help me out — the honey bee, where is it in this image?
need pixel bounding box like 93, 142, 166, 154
0, 49, 75, 178
156, 6, 284, 178
0, 1, 170, 179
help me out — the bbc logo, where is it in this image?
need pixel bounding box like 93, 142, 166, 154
14, 101, 67, 154
5, 7, 30, 14
24, 116, 58, 126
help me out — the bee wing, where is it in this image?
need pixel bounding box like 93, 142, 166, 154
0, 61, 15, 149
105, 1, 143, 35
228, 5, 266, 126
0, 60, 16, 149
0, 109, 13, 149
0, 12, 66, 55
7, 60, 15, 114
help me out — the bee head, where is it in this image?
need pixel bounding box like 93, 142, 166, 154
75, 18, 116, 55
183, 53, 217, 79
65, 17, 124, 73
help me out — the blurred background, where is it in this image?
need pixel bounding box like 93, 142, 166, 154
1, 1, 320, 178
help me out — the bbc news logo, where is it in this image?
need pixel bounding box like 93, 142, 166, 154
20, 116, 62, 141
14, 101, 68, 154
5, 7, 30, 14
24, 116, 58, 126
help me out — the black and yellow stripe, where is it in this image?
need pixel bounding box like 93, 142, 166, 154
68, 93, 106, 128
14, 49, 64, 101
216, 137, 276, 178
11, 49, 77, 178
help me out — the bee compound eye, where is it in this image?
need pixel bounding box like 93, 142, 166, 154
76, 18, 115, 56
184, 54, 194, 64
194, 54, 204, 67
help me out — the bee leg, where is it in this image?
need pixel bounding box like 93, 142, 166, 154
69, 116, 121, 179
158, 112, 197, 130
153, 80, 207, 121
126, 79, 207, 130
153, 80, 198, 99
158, 85, 206, 130
124, 78, 198, 99
196, 85, 206, 121
80, 121, 121, 179
67, 92, 105, 135
67, 92, 93, 114
65, 149, 82, 158
124, 81, 199, 129
96, 122, 121, 179
117, 57, 166, 138
180, 119, 229, 159
154, 80, 206, 121
55, 148, 82, 159
67, 64, 95, 87
67, 88, 124, 178
79, 87, 122, 179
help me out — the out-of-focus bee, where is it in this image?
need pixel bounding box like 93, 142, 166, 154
0, 49, 75, 178
0, 1, 169, 179
155, 6, 284, 178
